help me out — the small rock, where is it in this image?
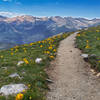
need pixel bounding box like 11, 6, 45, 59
90, 69, 96, 75
89, 54, 96, 57
17, 61, 24, 66
81, 54, 88, 58
35, 58, 42, 64
70, 50, 72, 52
90, 69, 95, 73
81, 54, 88, 62
88, 54, 97, 59
75, 46, 77, 48
9, 73, 21, 79
0, 84, 27, 96
96, 73, 100, 77
46, 79, 54, 83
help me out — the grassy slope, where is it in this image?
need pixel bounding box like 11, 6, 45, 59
0, 32, 71, 100
76, 26, 100, 71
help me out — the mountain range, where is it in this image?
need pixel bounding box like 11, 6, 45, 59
0, 15, 100, 49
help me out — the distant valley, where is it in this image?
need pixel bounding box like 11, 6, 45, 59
0, 15, 100, 49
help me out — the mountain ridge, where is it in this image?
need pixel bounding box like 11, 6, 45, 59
0, 15, 100, 49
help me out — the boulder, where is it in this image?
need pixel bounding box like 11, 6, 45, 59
0, 84, 27, 96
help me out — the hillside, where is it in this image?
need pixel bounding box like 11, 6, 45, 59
1, 15, 100, 48
76, 26, 100, 71
0, 26, 100, 100
0, 43, 15, 50
0, 32, 70, 100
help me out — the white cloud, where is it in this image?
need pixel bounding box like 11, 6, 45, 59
0, 11, 24, 17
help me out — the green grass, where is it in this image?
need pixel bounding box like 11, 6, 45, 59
0, 32, 71, 100
76, 26, 100, 71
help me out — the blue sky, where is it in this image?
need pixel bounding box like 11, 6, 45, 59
0, 0, 100, 19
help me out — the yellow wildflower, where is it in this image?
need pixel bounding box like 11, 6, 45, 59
86, 40, 89, 43
40, 45, 43, 48
48, 46, 53, 50
42, 41, 45, 43
49, 42, 51, 44
15, 49, 18, 52
0, 55, 3, 58
22, 90, 26, 93
46, 51, 50, 54
49, 55, 54, 59
57, 35, 61, 38
77, 33, 80, 36
11, 48, 14, 51
85, 45, 90, 49
28, 84, 31, 87
53, 49, 56, 52
29, 96, 32, 100
24, 50, 27, 53
44, 51, 47, 54
16, 93, 24, 100
38, 41, 41, 43
24, 44, 28, 46
30, 43, 34, 46
52, 45, 55, 47
98, 60, 100, 63
11, 52, 14, 55
96, 30, 99, 32
14, 46, 19, 48
47, 38, 51, 41
23, 48, 26, 50
23, 58, 29, 64
97, 37, 100, 40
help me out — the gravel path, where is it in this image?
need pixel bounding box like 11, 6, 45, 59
47, 32, 100, 100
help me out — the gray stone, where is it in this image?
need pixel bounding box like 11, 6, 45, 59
89, 54, 97, 58
81, 54, 88, 58
9, 73, 20, 79
0, 84, 27, 95
46, 79, 54, 83
17, 61, 24, 66
96, 73, 100, 77
35, 58, 42, 64
81, 54, 89, 62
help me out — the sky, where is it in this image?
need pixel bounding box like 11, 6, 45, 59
0, 0, 100, 19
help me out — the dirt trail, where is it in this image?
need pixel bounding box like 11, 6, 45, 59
47, 32, 100, 100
